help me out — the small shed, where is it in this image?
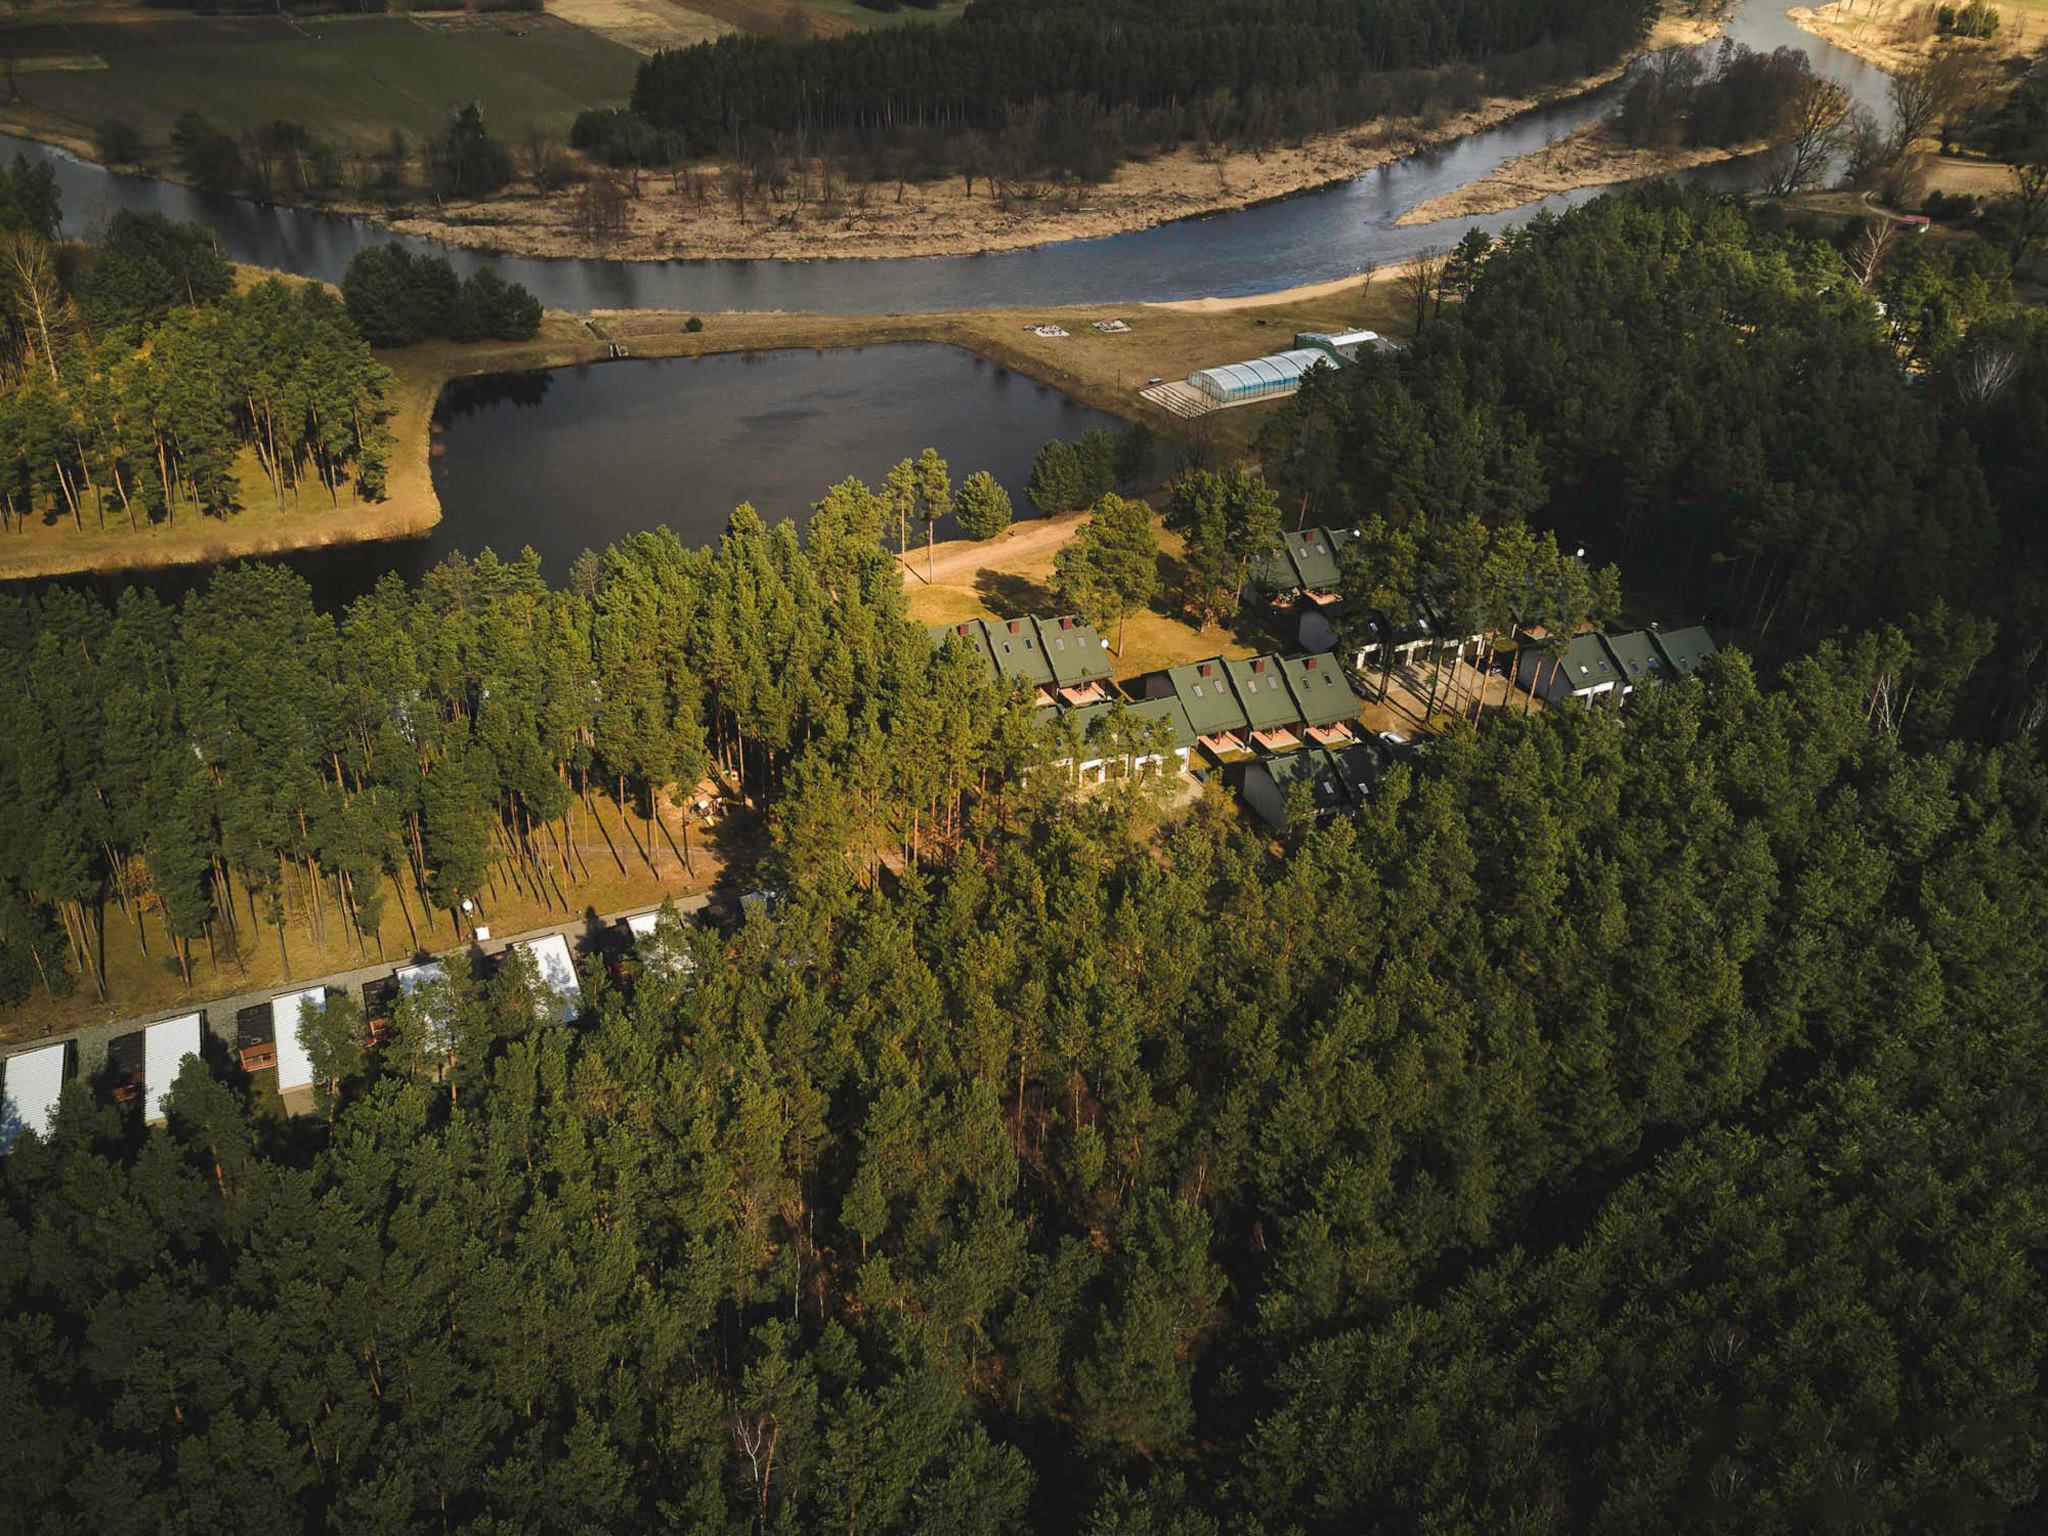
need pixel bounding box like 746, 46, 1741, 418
272, 988, 327, 1099
144, 1012, 204, 1125
520, 933, 583, 1022
2, 1041, 71, 1153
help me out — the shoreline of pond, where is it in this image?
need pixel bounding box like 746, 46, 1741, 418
0, 274, 1397, 586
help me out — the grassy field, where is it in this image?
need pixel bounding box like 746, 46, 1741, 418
0, 12, 637, 153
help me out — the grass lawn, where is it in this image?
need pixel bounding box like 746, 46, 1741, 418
0, 12, 637, 153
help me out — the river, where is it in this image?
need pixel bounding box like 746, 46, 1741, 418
8, 1, 1886, 315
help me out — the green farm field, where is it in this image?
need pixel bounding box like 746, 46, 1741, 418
0, 12, 638, 152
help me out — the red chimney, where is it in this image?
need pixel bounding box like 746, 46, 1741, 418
1008, 619, 1022, 633
1305, 656, 1319, 669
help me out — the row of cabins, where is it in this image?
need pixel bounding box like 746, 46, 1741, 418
0, 920, 690, 1152
1248, 526, 1488, 674
1517, 625, 1719, 705
1250, 525, 1720, 701
930, 612, 1376, 827
928, 613, 1117, 707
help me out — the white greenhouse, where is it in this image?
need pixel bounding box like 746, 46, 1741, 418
1187, 348, 1334, 405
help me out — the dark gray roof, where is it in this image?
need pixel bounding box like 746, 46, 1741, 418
1558, 633, 1619, 691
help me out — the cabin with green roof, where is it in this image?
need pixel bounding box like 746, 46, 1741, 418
928, 614, 1113, 706
1280, 652, 1360, 744
1141, 657, 1253, 757
1037, 614, 1115, 704
1056, 697, 1196, 780
1650, 626, 1718, 679
1518, 631, 1621, 704
1602, 629, 1665, 695
1225, 655, 1308, 752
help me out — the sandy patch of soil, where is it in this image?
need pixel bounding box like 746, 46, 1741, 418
547, 0, 731, 54
1786, 0, 2038, 72
1395, 120, 1760, 226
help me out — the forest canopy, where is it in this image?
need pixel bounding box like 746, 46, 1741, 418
3, 186, 2048, 1533
632, 0, 1661, 176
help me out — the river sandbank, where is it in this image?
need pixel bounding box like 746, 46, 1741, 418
389, 4, 1724, 263
1395, 119, 1762, 226
1786, 0, 2042, 72
0, 3, 1723, 269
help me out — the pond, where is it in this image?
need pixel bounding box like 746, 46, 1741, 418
65, 343, 1123, 609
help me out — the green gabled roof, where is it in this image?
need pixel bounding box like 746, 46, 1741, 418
1329, 741, 1383, 801
1558, 633, 1619, 691
928, 619, 998, 682
1249, 525, 1349, 595
1650, 626, 1718, 678
1602, 630, 1664, 687
984, 616, 1055, 688
1036, 615, 1114, 688
1062, 697, 1195, 754
1225, 655, 1306, 733
1163, 658, 1250, 737
1260, 747, 1351, 812
1280, 652, 1358, 728
1278, 526, 1344, 591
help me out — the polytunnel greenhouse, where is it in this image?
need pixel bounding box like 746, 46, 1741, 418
1187, 348, 1335, 404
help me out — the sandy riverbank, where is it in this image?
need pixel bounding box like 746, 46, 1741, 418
1786, 0, 2041, 72
375, 0, 1724, 263
1395, 119, 1762, 226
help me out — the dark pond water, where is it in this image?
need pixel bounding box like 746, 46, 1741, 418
4, 1, 1887, 315
56, 343, 1120, 609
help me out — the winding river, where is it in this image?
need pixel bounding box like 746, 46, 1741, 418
11, 1, 1884, 314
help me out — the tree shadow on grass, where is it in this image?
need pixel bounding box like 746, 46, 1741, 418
974, 568, 1055, 614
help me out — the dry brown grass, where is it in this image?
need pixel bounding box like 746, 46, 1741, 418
1, 786, 734, 1047
547, 0, 731, 54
